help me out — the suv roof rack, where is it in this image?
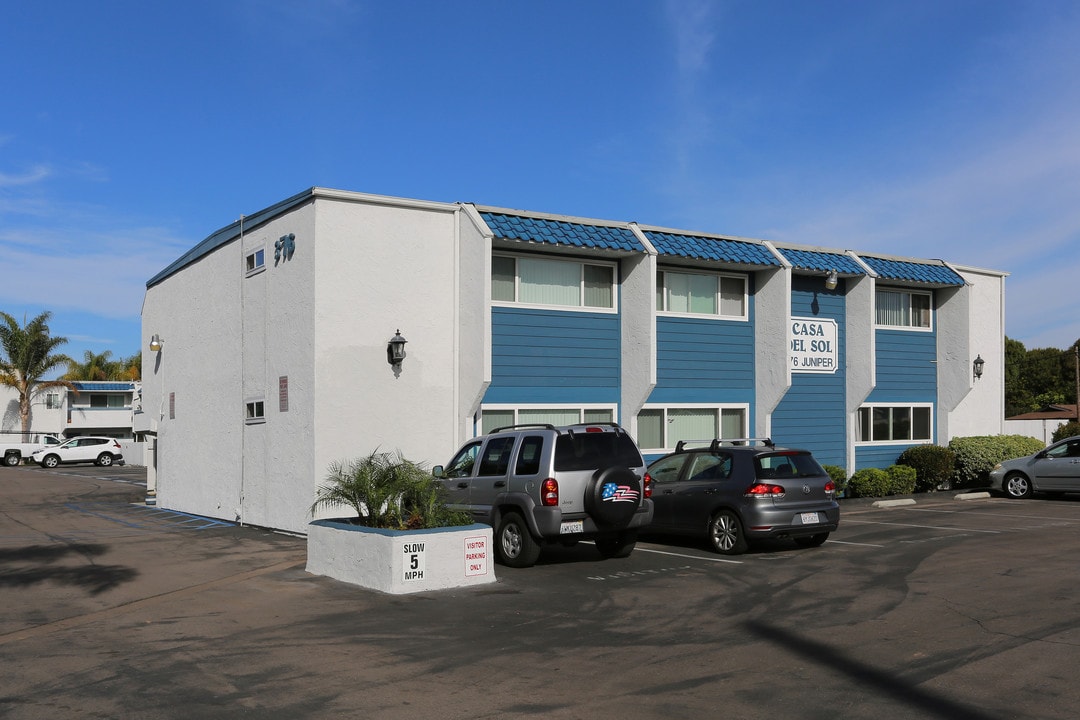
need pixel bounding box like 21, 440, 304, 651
675, 437, 775, 453
489, 423, 557, 434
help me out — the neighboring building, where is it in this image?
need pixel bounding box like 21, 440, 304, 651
0, 381, 139, 440
139, 187, 1007, 534
1004, 404, 1077, 445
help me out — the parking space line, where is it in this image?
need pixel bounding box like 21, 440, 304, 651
826, 539, 885, 547
634, 546, 743, 564
842, 518, 1000, 533
908, 507, 1080, 523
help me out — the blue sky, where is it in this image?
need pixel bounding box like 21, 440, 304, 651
3, 0, 1080, 373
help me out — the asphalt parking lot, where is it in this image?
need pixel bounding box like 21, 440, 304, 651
3, 464, 1079, 720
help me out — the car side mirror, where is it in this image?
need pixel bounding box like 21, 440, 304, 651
432, 465, 446, 478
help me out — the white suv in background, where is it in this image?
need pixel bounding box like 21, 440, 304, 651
434, 423, 653, 567
32, 437, 125, 468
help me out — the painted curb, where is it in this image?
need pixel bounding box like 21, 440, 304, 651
872, 498, 917, 508
955, 492, 991, 501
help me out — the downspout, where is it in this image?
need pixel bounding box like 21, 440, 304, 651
238, 214, 246, 527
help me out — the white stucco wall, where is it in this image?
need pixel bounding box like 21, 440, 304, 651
938, 266, 1007, 440
754, 266, 791, 437
311, 192, 463, 516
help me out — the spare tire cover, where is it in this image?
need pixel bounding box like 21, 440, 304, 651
586, 467, 643, 528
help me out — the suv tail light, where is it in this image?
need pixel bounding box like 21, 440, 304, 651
744, 483, 785, 499
541, 478, 559, 506
643, 472, 654, 499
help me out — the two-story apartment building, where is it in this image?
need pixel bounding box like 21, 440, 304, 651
140, 187, 1006, 534
1, 381, 139, 440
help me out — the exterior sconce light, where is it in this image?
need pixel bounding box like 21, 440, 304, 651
825, 270, 838, 291
387, 330, 407, 366
149, 334, 164, 352
973, 355, 985, 380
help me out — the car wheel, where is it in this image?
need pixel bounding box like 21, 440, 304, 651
595, 530, 638, 559
586, 466, 643, 528
708, 510, 748, 555
41, 454, 60, 469
794, 532, 829, 548
96, 453, 114, 467
496, 512, 541, 568
1003, 472, 1032, 499
3, 453, 20, 467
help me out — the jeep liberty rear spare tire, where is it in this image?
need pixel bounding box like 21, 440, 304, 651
586, 466, 643, 528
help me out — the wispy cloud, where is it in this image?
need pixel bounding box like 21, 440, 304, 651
0, 164, 50, 187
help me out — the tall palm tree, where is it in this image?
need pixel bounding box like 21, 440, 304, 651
0, 311, 73, 432
63, 349, 118, 381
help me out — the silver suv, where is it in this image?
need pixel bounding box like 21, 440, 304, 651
433, 423, 653, 567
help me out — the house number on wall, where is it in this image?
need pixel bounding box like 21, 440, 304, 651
274, 233, 296, 264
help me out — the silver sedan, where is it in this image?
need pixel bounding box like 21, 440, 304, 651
989, 435, 1080, 499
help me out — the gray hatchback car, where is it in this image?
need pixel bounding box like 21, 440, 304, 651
644, 438, 839, 555
989, 435, 1080, 499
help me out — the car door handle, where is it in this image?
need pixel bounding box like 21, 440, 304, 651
456, 482, 469, 489
494, 480, 506, 488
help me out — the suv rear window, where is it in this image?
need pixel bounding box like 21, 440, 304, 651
554, 431, 643, 472
755, 451, 826, 479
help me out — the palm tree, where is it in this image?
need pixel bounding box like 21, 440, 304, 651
62, 350, 119, 381
0, 311, 73, 432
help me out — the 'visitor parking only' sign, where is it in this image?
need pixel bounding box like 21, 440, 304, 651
790, 317, 838, 373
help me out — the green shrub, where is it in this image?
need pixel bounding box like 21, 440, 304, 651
1052, 421, 1080, 444
311, 450, 472, 529
897, 445, 956, 492
822, 464, 848, 495
886, 464, 917, 495
948, 435, 1045, 487
848, 468, 890, 498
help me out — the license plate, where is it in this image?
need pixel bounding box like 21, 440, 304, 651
560, 520, 584, 535
800, 512, 820, 525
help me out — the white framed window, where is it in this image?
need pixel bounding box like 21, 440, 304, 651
857, 404, 933, 443
45, 394, 61, 409
479, 405, 616, 435
245, 399, 266, 424
635, 405, 748, 452
876, 288, 932, 330
245, 248, 265, 276
492, 254, 616, 311
657, 270, 747, 320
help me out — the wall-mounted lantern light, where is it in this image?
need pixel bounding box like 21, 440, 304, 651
387, 330, 407, 366
825, 269, 838, 291
973, 354, 985, 380
149, 334, 164, 352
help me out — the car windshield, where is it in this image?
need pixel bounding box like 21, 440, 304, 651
755, 452, 826, 479
555, 431, 643, 472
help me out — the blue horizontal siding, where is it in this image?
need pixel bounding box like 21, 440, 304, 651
651, 316, 754, 402
771, 279, 847, 467
485, 307, 620, 404
869, 329, 937, 402
855, 445, 911, 470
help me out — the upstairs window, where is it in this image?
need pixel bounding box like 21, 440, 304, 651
245, 400, 265, 424
492, 254, 615, 310
245, 249, 265, 276
876, 289, 931, 329
657, 270, 746, 320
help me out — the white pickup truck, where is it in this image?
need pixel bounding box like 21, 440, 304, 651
1, 433, 62, 466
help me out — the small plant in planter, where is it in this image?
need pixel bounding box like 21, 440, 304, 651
311, 450, 471, 529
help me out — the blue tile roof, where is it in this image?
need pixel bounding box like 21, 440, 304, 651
480, 212, 645, 252
859, 256, 965, 285
780, 248, 864, 275
644, 231, 781, 266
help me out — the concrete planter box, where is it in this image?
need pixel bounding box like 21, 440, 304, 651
306, 520, 496, 594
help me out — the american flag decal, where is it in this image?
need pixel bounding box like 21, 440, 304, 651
601, 483, 639, 503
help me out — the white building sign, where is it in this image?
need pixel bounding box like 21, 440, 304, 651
790, 317, 838, 373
